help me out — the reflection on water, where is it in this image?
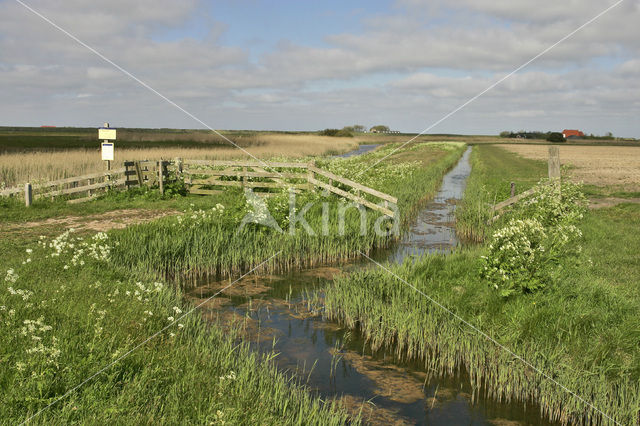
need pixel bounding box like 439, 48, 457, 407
188, 147, 553, 425
388, 146, 471, 263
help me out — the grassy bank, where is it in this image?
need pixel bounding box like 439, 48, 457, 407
109, 143, 466, 286
0, 230, 350, 424
321, 147, 640, 424
456, 144, 546, 241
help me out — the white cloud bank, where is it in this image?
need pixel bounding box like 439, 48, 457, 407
0, 0, 638, 136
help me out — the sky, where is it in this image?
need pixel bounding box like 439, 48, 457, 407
0, 0, 639, 137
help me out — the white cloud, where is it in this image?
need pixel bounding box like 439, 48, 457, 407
0, 0, 638, 136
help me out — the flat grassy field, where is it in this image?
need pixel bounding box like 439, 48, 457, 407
3, 130, 638, 424
323, 145, 640, 424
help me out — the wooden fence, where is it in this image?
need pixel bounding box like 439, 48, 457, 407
1, 159, 397, 217
183, 160, 310, 195
183, 159, 397, 217
488, 146, 562, 223
0, 168, 128, 205
308, 165, 397, 217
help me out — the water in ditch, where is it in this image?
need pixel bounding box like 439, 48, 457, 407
188, 147, 552, 425
336, 144, 379, 158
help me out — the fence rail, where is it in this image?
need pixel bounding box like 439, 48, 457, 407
492, 187, 536, 212
1, 168, 128, 203
183, 159, 311, 196
2, 158, 397, 217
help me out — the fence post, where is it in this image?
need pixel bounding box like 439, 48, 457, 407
307, 161, 315, 191
158, 161, 164, 195
135, 161, 143, 187
175, 157, 183, 174
510, 182, 516, 198
105, 159, 111, 185
25, 183, 32, 207
548, 146, 560, 180
124, 162, 130, 189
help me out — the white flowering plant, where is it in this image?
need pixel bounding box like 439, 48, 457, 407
482, 180, 587, 297
514, 180, 588, 227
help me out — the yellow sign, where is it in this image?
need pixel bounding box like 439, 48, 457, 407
98, 128, 117, 140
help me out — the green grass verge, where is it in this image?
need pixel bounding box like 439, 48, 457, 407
456, 144, 547, 242
322, 148, 640, 424
0, 231, 350, 424
0, 188, 212, 223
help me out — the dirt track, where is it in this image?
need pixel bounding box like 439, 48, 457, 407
1, 209, 177, 234
499, 144, 640, 190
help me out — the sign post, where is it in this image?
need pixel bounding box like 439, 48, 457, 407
99, 122, 117, 182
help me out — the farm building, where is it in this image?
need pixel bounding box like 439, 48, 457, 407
562, 129, 584, 139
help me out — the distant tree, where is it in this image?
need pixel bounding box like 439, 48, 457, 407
499, 131, 512, 138
319, 128, 353, 137
370, 125, 390, 133
352, 124, 366, 133
547, 132, 566, 143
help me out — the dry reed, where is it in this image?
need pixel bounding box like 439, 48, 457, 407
0, 134, 358, 188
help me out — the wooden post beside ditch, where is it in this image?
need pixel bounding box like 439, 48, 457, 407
25, 183, 32, 207
124, 162, 130, 189
510, 182, 516, 198
548, 146, 560, 180
158, 161, 164, 195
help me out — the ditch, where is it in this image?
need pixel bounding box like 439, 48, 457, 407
188, 147, 553, 425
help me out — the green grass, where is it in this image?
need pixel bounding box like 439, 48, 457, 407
324, 236, 640, 423
456, 144, 547, 242
0, 184, 230, 223
0, 230, 351, 425
582, 184, 640, 199
0, 141, 467, 424
108, 143, 467, 286
321, 149, 640, 424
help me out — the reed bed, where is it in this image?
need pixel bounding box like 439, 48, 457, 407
0, 133, 358, 188
108, 143, 466, 287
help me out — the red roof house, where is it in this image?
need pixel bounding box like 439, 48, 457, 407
562, 129, 584, 139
